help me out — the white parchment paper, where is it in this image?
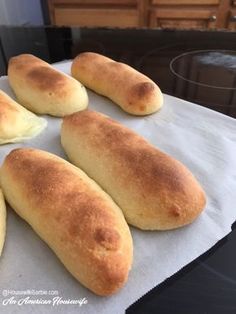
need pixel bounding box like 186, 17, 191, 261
0, 61, 236, 314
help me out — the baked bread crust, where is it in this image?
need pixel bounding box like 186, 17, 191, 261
0, 148, 133, 295
0, 90, 46, 144
8, 54, 88, 117
71, 52, 163, 115
61, 110, 206, 230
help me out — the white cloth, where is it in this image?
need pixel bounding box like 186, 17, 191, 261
0, 61, 236, 314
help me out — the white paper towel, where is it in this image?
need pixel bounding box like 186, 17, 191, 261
0, 61, 236, 314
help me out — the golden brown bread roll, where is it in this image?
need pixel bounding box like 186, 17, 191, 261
71, 52, 163, 115
0, 188, 6, 257
8, 54, 88, 117
0, 90, 47, 144
0, 148, 133, 296
61, 110, 206, 230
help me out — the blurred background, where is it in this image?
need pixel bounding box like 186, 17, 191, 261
0, 0, 236, 30
0, 0, 44, 25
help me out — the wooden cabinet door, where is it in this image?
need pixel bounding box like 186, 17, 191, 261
54, 8, 139, 27
48, 0, 140, 28
151, 0, 219, 4
227, 9, 236, 30
149, 8, 218, 29
227, 0, 236, 30
148, 0, 224, 29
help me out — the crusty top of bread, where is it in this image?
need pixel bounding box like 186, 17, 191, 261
8, 54, 81, 97
0, 148, 132, 295
62, 110, 206, 230
8, 54, 88, 117
63, 110, 199, 196
71, 52, 163, 115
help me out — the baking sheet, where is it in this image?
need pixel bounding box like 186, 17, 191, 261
0, 61, 236, 314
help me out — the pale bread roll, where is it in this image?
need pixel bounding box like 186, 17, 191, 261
0, 148, 133, 296
0, 90, 47, 144
8, 54, 88, 117
71, 52, 163, 115
61, 110, 206, 230
0, 188, 6, 257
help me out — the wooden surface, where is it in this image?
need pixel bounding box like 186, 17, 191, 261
47, 0, 236, 30
54, 8, 139, 27
149, 8, 217, 29
51, 0, 137, 4
151, 0, 220, 5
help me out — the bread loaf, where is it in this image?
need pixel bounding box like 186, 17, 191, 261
61, 110, 206, 230
8, 54, 88, 117
71, 52, 163, 115
0, 188, 6, 256
0, 90, 47, 144
0, 148, 133, 296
